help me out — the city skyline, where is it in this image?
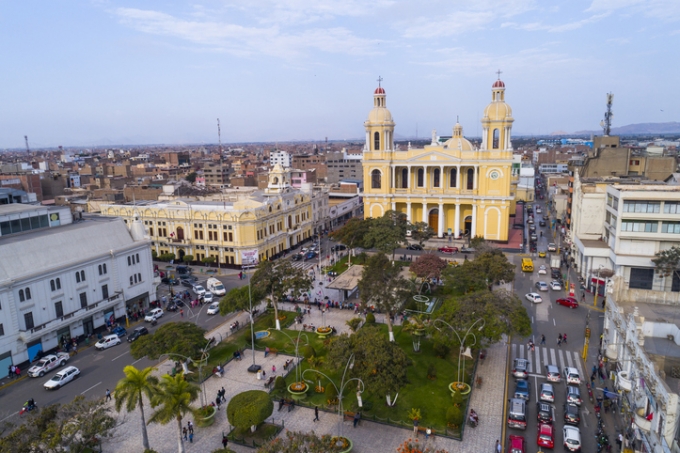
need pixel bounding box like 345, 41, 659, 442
1, 0, 679, 148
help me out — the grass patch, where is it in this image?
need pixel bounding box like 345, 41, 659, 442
229, 423, 282, 447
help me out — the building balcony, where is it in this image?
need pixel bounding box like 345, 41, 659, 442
18, 292, 124, 343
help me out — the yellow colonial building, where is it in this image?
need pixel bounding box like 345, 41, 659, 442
100, 165, 316, 266
362, 79, 515, 241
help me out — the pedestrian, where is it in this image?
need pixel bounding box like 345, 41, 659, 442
14, 366, 20, 378
188, 421, 193, 434
581, 291, 585, 302
180, 309, 184, 318
183, 427, 188, 441
189, 432, 193, 443
272, 365, 276, 374
105, 389, 111, 401
221, 387, 226, 402
9, 364, 15, 379
313, 405, 319, 422
353, 411, 361, 428
496, 439, 502, 453
222, 435, 228, 448
265, 346, 270, 358
617, 433, 623, 450
72, 344, 78, 355
540, 334, 546, 345
216, 395, 221, 409
557, 333, 563, 347
592, 365, 597, 375
413, 417, 419, 436
425, 427, 431, 441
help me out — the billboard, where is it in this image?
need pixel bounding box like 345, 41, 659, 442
241, 249, 259, 267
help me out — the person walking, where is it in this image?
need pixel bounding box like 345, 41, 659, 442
413, 418, 419, 436
183, 427, 188, 441
222, 435, 228, 448
313, 405, 319, 422
189, 431, 193, 443
9, 364, 15, 380
496, 439, 502, 453
187, 421, 193, 435
557, 333, 563, 347
540, 334, 546, 345
617, 433, 623, 451
105, 389, 112, 401
353, 411, 361, 428
425, 427, 431, 441
180, 309, 184, 318
272, 365, 276, 374
221, 387, 226, 402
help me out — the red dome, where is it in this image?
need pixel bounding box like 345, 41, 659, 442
492, 79, 505, 88
374, 87, 385, 94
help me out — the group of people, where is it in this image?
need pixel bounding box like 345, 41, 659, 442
7, 364, 21, 379
468, 409, 480, 427
182, 421, 194, 443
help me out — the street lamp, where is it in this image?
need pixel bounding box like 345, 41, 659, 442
434, 318, 485, 385
302, 353, 365, 439
159, 342, 211, 407
594, 264, 604, 308
243, 264, 261, 373
268, 328, 308, 384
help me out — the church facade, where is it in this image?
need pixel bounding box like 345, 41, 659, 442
361, 79, 515, 241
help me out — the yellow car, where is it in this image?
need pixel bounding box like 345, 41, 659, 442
448, 260, 460, 267
538, 250, 546, 258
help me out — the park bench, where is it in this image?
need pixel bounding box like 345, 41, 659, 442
264, 376, 276, 389
344, 411, 361, 425
277, 399, 295, 412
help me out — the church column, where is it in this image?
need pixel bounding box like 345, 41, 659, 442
438, 202, 444, 238
454, 204, 461, 238
391, 201, 396, 212
471, 203, 477, 238
473, 165, 479, 190
440, 165, 444, 188
423, 166, 428, 189
365, 132, 370, 151
392, 166, 396, 189
456, 165, 461, 189
422, 201, 428, 223
406, 201, 412, 223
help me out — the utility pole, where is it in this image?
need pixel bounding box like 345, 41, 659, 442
24, 135, 30, 155
217, 118, 222, 154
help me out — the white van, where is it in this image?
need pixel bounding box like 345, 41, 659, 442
206, 278, 226, 296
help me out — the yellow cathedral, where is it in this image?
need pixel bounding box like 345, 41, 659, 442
362, 78, 514, 241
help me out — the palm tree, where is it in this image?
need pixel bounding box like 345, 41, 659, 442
113, 365, 159, 451
148, 373, 200, 453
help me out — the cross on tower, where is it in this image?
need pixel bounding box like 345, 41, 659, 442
496, 69, 502, 79
377, 76, 383, 87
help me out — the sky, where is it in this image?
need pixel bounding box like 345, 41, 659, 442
1, 0, 679, 149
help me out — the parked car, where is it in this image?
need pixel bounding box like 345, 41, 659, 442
550, 280, 562, 291
292, 253, 304, 261
127, 326, 149, 343
535, 281, 549, 291
539, 383, 555, 403
527, 217, 534, 224
530, 234, 538, 242
193, 284, 206, 296
563, 403, 580, 426
95, 334, 121, 350
566, 385, 582, 406
181, 276, 198, 287
538, 250, 546, 258
547, 243, 557, 252
556, 297, 579, 308
564, 367, 581, 385
539, 220, 546, 227
537, 423, 554, 449
514, 380, 531, 401
145, 308, 164, 322
406, 244, 423, 251
563, 425, 581, 451
111, 326, 127, 338
542, 214, 549, 220
437, 246, 458, 254
28, 353, 70, 378
207, 302, 220, 315
44, 366, 80, 390
537, 402, 555, 424
460, 247, 476, 254
508, 435, 526, 453
512, 358, 530, 379
161, 277, 178, 285
545, 364, 561, 382
525, 293, 543, 303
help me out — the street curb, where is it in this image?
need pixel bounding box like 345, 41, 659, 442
0, 374, 28, 391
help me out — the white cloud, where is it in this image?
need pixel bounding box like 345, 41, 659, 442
607, 37, 630, 44
225, 0, 395, 25
587, 0, 680, 21
113, 7, 383, 58
502, 13, 609, 33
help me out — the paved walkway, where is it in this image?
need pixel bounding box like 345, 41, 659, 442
101, 297, 509, 453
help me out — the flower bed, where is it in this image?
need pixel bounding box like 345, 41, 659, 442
330, 436, 353, 452
448, 382, 471, 396
288, 382, 309, 400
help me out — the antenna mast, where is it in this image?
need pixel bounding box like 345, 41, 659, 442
600, 93, 614, 136
24, 135, 30, 155
217, 118, 223, 154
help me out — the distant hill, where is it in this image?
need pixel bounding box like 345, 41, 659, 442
573, 122, 680, 136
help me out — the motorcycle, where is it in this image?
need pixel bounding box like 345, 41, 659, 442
467, 418, 478, 428
19, 401, 38, 416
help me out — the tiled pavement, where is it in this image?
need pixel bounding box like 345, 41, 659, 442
102, 291, 509, 453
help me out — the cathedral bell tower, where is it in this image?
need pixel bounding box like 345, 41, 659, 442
363, 77, 395, 153
481, 72, 514, 151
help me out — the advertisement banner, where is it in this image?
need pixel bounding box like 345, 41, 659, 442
241, 249, 259, 267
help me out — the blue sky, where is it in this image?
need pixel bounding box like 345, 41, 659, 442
1, 0, 679, 148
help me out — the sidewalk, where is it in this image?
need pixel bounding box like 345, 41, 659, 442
102, 304, 509, 453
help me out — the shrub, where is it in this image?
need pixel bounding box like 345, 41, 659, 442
365, 312, 376, 324
433, 341, 450, 358
325, 383, 338, 405
346, 317, 362, 332
227, 390, 273, 430
446, 405, 464, 427
407, 408, 421, 421
273, 376, 286, 392
427, 363, 437, 379
182, 255, 194, 263
301, 345, 316, 359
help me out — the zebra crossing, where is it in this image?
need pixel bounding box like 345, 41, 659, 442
290, 261, 316, 271
511, 343, 585, 379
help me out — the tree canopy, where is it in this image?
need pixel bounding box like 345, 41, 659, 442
113, 366, 159, 451
408, 221, 435, 246
653, 246, 680, 278
330, 217, 372, 250
442, 249, 515, 292
227, 390, 273, 430
258, 431, 347, 453
410, 254, 447, 280
219, 285, 263, 316
365, 211, 408, 257
130, 322, 207, 360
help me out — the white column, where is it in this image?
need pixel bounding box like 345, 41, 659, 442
365, 131, 370, 151
391, 201, 396, 211
471, 204, 477, 238
392, 166, 396, 189
406, 201, 412, 222
454, 204, 460, 238
456, 165, 461, 189
473, 166, 478, 190
438, 202, 444, 238
422, 201, 428, 223
440, 165, 444, 188
423, 166, 428, 189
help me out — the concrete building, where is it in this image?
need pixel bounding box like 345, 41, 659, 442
201, 162, 232, 187
269, 151, 291, 168
0, 204, 154, 375
325, 150, 363, 184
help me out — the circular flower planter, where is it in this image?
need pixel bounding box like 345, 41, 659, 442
316, 327, 332, 338
195, 405, 217, 427
287, 382, 309, 400
254, 331, 271, 339
330, 436, 353, 452
448, 382, 471, 396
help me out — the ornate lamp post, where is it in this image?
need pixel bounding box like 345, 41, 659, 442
159, 342, 211, 407
243, 264, 261, 373
434, 318, 485, 391
268, 327, 309, 388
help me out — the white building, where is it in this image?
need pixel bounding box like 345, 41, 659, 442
270, 151, 291, 168
0, 204, 154, 375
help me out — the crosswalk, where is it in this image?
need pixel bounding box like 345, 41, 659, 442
511, 343, 585, 379
290, 261, 316, 271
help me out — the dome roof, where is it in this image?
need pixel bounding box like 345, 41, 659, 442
444, 122, 475, 151
492, 79, 505, 88
374, 87, 385, 94
366, 107, 393, 124
483, 102, 513, 121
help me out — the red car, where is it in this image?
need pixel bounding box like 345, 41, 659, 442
437, 246, 459, 254
508, 434, 526, 453
556, 297, 579, 308
537, 423, 555, 449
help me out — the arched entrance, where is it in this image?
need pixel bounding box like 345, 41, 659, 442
428, 209, 439, 231
176, 227, 184, 241
178, 249, 185, 261
464, 215, 472, 237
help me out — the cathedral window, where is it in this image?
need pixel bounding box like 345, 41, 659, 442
493, 129, 499, 149
371, 170, 382, 189
373, 132, 380, 151
433, 169, 440, 188
450, 168, 457, 187
467, 168, 474, 190
417, 169, 424, 187
401, 168, 408, 188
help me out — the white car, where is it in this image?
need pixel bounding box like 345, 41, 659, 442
95, 334, 122, 350
203, 292, 214, 304
206, 302, 220, 315
526, 292, 543, 303
563, 425, 581, 452
564, 367, 581, 385
536, 208, 542, 214
548, 243, 557, 252
538, 265, 547, 275
145, 308, 164, 322
550, 280, 562, 291
44, 366, 80, 390
193, 284, 206, 296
